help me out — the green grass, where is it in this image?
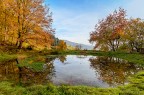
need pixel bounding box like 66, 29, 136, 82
0, 71, 144, 95
107, 52, 144, 65
17, 56, 46, 72
0, 50, 144, 94
60, 50, 144, 65
118, 71, 144, 95
0, 82, 25, 95
0, 53, 17, 62
0, 82, 120, 95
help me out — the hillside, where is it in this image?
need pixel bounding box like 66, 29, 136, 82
64, 40, 93, 50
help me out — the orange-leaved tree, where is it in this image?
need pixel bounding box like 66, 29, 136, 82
89, 8, 127, 51
57, 40, 67, 51
124, 18, 144, 52
0, 0, 54, 50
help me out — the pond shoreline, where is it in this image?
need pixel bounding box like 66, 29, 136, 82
0, 50, 144, 95
0, 71, 144, 95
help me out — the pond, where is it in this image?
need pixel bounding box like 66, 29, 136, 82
0, 55, 143, 87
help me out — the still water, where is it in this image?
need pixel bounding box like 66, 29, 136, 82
0, 55, 143, 87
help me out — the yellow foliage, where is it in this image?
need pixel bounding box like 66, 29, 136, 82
57, 40, 67, 51
0, 0, 54, 50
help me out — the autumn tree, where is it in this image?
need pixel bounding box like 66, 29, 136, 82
57, 40, 67, 51
89, 8, 127, 51
13, 0, 54, 49
124, 18, 144, 52
0, 0, 15, 44
0, 0, 54, 50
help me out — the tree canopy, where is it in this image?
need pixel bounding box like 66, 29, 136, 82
89, 8, 144, 52
0, 0, 54, 50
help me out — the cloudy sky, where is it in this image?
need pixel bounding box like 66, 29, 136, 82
45, 0, 144, 45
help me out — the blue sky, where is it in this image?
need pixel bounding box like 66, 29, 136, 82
45, 0, 144, 45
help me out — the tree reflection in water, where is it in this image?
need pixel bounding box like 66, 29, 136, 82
89, 56, 144, 87
58, 56, 67, 63
0, 56, 57, 86
76, 55, 87, 59
1, 55, 144, 87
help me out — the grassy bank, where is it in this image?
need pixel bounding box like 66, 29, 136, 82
106, 52, 144, 66
0, 53, 17, 62
0, 71, 144, 95
1, 50, 144, 65
0, 50, 144, 95
60, 50, 144, 65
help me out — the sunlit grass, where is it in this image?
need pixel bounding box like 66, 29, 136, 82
0, 71, 144, 95
17, 56, 46, 72
61, 50, 144, 65
0, 50, 144, 94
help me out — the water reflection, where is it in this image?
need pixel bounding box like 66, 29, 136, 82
89, 56, 144, 86
76, 55, 87, 59
0, 60, 19, 81
58, 56, 67, 63
0, 55, 143, 87
0, 57, 56, 86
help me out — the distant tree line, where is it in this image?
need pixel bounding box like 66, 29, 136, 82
89, 8, 144, 53
52, 37, 67, 51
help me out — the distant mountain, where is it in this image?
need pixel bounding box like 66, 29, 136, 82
64, 40, 93, 50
